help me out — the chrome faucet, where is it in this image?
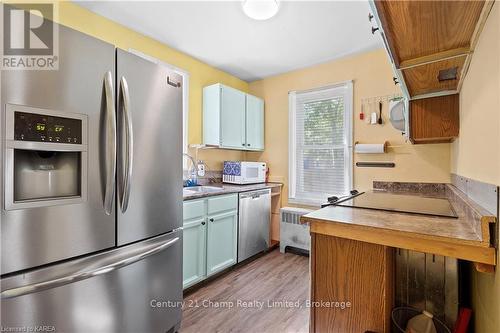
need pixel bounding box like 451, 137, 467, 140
183, 153, 197, 186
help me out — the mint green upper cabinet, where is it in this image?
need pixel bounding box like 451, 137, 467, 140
202, 84, 221, 147
220, 86, 246, 149
203, 84, 245, 149
206, 210, 238, 276
245, 94, 264, 151
203, 83, 264, 151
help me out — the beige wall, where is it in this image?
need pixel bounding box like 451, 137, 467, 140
451, 4, 500, 186
248, 49, 451, 206
59, 2, 247, 170
451, 3, 500, 332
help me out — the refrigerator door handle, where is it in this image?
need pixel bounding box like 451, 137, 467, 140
103, 71, 117, 215
119, 76, 133, 213
1, 236, 179, 299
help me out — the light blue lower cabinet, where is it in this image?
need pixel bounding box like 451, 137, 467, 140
182, 194, 238, 289
206, 210, 238, 276
182, 217, 207, 289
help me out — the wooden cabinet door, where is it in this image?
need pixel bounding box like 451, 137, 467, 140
182, 217, 207, 289
206, 210, 238, 276
410, 94, 459, 143
220, 86, 246, 149
310, 233, 393, 333
245, 94, 264, 151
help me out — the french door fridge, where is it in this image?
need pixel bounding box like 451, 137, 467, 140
1, 21, 183, 332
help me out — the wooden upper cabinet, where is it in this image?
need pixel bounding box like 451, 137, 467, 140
373, 0, 492, 98
403, 57, 466, 96
375, 1, 484, 66
410, 94, 459, 144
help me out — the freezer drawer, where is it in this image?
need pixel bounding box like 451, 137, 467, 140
238, 189, 271, 262
1, 230, 183, 333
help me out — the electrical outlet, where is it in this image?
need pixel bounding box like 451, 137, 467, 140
197, 161, 205, 177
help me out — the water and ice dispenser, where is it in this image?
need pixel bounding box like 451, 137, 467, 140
4, 104, 88, 210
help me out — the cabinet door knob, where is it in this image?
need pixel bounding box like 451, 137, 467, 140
368, 13, 374, 21
371, 26, 379, 34
247, 143, 251, 147
201, 221, 206, 225
209, 218, 214, 222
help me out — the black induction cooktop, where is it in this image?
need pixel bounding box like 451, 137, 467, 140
334, 191, 458, 218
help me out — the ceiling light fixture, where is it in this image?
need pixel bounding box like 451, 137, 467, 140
242, 0, 280, 21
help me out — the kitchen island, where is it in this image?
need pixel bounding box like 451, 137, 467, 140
301, 182, 497, 333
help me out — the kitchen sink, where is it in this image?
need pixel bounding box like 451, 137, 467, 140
183, 186, 223, 194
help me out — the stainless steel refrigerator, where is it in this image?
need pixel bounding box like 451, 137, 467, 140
1, 21, 183, 333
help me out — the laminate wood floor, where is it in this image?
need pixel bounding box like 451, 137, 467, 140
181, 249, 310, 333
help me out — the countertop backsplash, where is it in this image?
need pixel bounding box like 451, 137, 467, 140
196, 170, 223, 185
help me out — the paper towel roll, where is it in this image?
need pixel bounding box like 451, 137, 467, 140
354, 143, 386, 154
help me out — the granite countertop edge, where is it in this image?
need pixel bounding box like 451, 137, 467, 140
301, 182, 496, 247
183, 182, 282, 201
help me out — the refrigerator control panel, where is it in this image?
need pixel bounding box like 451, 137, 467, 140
14, 111, 82, 144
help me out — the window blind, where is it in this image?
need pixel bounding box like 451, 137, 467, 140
289, 82, 353, 205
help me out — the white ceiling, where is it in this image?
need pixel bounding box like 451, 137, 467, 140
76, 1, 382, 82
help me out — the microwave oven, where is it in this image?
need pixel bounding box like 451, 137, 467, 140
223, 161, 266, 184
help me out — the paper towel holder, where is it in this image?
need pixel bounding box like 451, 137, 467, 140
354, 141, 388, 154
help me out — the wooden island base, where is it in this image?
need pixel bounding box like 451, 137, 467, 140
310, 233, 394, 333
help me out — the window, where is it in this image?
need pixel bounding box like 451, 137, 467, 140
128, 49, 190, 168
289, 81, 353, 205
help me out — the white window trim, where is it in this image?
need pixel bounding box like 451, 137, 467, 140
128, 49, 190, 168
288, 80, 353, 206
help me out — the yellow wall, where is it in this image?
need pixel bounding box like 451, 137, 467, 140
451, 3, 500, 332
9, 1, 500, 329
53, 1, 248, 169
248, 49, 451, 206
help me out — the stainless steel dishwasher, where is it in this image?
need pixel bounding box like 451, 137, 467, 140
238, 189, 271, 262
